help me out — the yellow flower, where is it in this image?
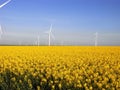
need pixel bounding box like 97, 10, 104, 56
0, 46, 120, 90
11, 77, 16, 81
58, 83, 62, 89
37, 86, 41, 90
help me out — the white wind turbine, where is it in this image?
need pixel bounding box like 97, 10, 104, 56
0, 25, 3, 39
37, 35, 40, 46
95, 32, 98, 46
45, 24, 55, 46
61, 41, 64, 46
0, 0, 11, 42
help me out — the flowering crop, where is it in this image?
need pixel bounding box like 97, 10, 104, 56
0, 46, 120, 90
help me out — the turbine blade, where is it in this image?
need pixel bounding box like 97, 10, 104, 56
0, 0, 11, 8
44, 31, 49, 34
50, 24, 52, 32
0, 25, 3, 34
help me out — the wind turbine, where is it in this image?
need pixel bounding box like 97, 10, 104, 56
0, 0, 11, 43
61, 41, 64, 46
0, 0, 11, 9
95, 32, 98, 46
45, 24, 55, 46
18, 41, 22, 46
0, 25, 3, 39
37, 35, 40, 46
33, 40, 37, 46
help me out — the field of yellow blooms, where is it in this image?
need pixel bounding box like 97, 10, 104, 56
0, 46, 120, 90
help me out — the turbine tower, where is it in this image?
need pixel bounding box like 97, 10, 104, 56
45, 24, 55, 46
95, 32, 98, 46
0, 25, 3, 39
37, 36, 40, 46
61, 41, 64, 46
0, 0, 11, 8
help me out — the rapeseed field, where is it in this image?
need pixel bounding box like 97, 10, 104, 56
0, 46, 120, 90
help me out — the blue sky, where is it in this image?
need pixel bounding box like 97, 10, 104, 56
0, 0, 120, 45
